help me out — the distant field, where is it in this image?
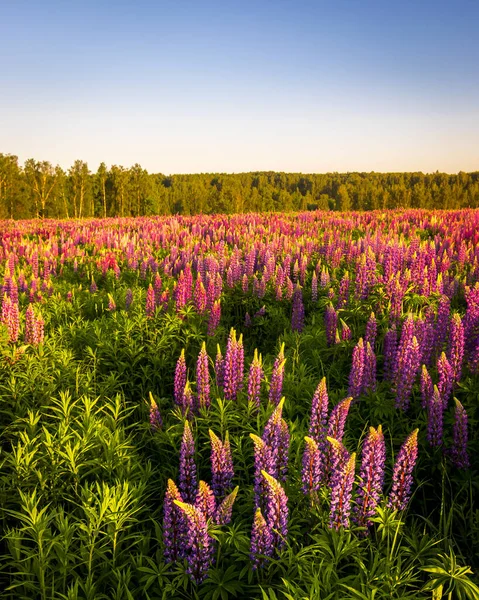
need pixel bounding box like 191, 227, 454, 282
0, 210, 478, 599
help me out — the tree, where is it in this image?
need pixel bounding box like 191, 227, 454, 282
24, 159, 57, 218
69, 160, 92, 218
0, 154, 20, 218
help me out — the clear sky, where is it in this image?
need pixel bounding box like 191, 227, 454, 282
1, 0, 478, 174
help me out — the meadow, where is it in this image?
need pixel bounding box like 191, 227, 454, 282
0, 209, 478, 600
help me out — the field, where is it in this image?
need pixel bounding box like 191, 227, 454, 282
0, 209, 478, 600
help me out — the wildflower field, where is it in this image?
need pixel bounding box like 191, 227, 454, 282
1, 209, 479, 600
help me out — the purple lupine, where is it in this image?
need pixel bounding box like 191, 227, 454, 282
247, 349, 264, 411
437, 351, 454, 409
420, 364, 433, 409
337, 271, 350, 308
179, 420, 197, 504
207, 299, 221, 336
214, 486, 239, 525
262, 470, 288, 550
262, 397, 285, 477
387, 429, 419, 511
174, 349, 187, 408
309, 377, 329, 444
302, 436, 322, 494
341, 320, 352, 342
250, 433, 273, 507
194, 276, 207, 315
348, 338, 365, 399
311, 271, 318, 302
268, 343, 286, 406
447, 313, 464, 384
325, 305, 338, 347
24, 304, 36, 344
450, 399, 470, 469
365, 312, 377, 348
149, 393, 162, 431
107, 294, 116, 311
215, 344, 224, 389
363, 341, 377, 394
1, 295, 19, 343
183, 382, 195, 416
125, 288, 133, 310
145, 284, 156, 317
163, 479, 186, 563
174, 501, 213, 584
353, 425, 386, 531
327, 397, 352, 443
223, 329, 240, 401
327, 436, 351, 475
277, 418, 289, 482
250, 507, 273, 569
89, 278, 97, 293
209, 429, 234, 501
291, 285, 305, 332
383, 325, 398, 381
434, 295, 450, 356
394, 335, 421, 411
329, 452, 356, 530
195, 481, 216, 521
426, 385, 443, 448
196, 342, 211, 410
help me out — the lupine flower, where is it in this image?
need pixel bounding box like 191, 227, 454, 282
195, 481, 216, 521
387, 429, 419, 511
250, 507, 273, 569
209, 430, 234, 501
394, 335, 421, 411
107, 294, 116, 311
325, 305, 338, 346
244, 312, 252, 327
174, 501, 213, 584
311, 271, 318, 301
363, 341, 377, 394
327, 397, 352, 442
174, 349, 187, 408
302, 436, 323, 494
145, 284, 156, 316
215, 344, 224, 389
262, 397, 285, 475
353, 425, 386, 531
183, 382, 195, 416
291, 285, 305, 332
426, 385, 443, 447
327, 436, 350, 475
207, 299, 221, 336
437, 351, 453, 409
447, 313, 464, 384
383, 325, 398, 381
215, 486, 239, 525
420, 364, 433, 409
341, 320, 352, 341
179, 420, 197, 504
125, 288, 133, 310
1, 295, 19, 343
262, 471, 288, 550
250, 433, 273, 507
194, 276, 207, 314
223, 329, 244, 401
450, 399, 470, 469
24, 304, 37, 344
268, 343, 286, 406
365, 312, 377, 348
348, 338, 365, 398
247, 349, 264, 411
196, 342, 211, 410
434, 295, 450, 355
329, 452, 356, 530
309, 377, 329, 444
163, 479, 186, 563
149, 393, 162, 431
277, 418, 289, 482
89, 278, 97, 293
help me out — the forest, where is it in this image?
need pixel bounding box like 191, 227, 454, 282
1, 153, 479, 218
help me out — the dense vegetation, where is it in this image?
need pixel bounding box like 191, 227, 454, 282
1, 209, 479, 599
1, 153, 479, 218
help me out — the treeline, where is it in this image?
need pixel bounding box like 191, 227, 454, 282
1, 153, 479, 218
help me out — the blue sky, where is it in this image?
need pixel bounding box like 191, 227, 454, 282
1, 0, 478, 173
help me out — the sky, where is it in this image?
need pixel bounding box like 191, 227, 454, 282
1, 0, 478, 174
